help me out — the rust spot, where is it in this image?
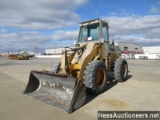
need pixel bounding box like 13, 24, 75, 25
66, 102, 71, 106
48, 95, 64, 104
47, 95, 71, 107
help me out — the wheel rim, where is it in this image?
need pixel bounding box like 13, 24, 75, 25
96, 68, 105, 86
122, 63, 127, 78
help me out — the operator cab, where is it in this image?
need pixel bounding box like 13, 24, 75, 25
78, 18, 109, 43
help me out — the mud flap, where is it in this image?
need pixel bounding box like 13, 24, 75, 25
23, 70, 86, 113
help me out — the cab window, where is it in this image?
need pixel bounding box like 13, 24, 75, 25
79, 23, 99, 42
102, 23, 108, 41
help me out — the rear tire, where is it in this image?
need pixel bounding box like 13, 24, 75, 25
51, 62, 61, 73
114, 58, 128, 82
83, 60, 108, 95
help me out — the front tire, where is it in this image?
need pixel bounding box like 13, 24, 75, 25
83, 60, 108, 95
114, 58, 128, 82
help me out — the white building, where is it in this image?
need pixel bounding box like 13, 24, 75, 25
133, 46, 160, 60
115, 42, 143, 54
45, 48, 64, 55
45, 42, 143, 55
44, 44, 160, 60
143, 46, 160, 54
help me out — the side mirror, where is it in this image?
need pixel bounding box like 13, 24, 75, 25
74, 41, 79, 47
88, 37, 92, 41
99, 38, 104, 43
74, 41, 78, 45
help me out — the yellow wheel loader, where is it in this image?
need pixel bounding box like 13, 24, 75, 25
23, 18, 128, 113
17, 52, 29, 60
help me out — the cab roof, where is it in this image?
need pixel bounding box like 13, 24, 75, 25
79, 18, 108, 26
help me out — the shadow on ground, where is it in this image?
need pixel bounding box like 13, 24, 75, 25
84, 72, 132, 105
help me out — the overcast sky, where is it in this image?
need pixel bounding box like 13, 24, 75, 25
0, 0, 160, 53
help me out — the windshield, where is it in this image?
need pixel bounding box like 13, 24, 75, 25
78, 23, 99, 42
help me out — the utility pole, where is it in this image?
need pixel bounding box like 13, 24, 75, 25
35, 47, 38, 55
25, 48, 28, 53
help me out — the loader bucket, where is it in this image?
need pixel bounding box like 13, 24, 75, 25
23, 70, 86, 113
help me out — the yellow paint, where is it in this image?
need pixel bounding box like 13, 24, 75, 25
79, 45, 99, 80
68, 51, 76, 64
69, 64, 81, 70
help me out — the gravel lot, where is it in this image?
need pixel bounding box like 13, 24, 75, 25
0, 57, 160, 120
